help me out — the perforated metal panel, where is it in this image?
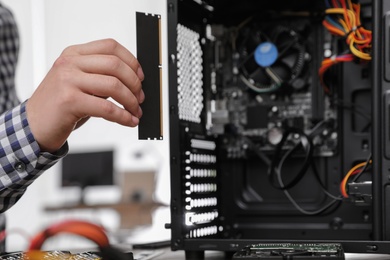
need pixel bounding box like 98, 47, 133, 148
176, 24, 204, 123
181, 134, 219, 238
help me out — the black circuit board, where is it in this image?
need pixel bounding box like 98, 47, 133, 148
208, 88, 338, 158
233, 243, 345, 259
205, 17, 338, 159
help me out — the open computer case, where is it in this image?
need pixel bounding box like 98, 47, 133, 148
166, 0, 390, 258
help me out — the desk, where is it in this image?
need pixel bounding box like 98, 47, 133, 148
130, 248, 390, 259
3, 248, 388, 260
113, 239, 390, 259
66, 242, 390, 259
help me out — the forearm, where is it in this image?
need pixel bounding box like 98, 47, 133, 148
0, 101, 68, 212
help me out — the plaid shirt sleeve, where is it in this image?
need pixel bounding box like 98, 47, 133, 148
0, 4, 69, 212
0, 101, 68, 212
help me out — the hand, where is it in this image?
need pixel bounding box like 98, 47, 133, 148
26, 38, 144, 153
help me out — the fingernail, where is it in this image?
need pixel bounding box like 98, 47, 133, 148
137, 106, 143, 118
139, 90, 145, 103
131, 115, 139, 125
137, 66, 144, 81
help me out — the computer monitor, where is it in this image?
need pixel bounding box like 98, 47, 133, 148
61, 150, 114, 204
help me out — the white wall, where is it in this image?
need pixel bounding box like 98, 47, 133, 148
1, 0, 171, 252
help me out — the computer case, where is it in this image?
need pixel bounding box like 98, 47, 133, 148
167, 0, 390, 258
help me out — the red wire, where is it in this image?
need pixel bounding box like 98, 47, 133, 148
28, 219, 110, 251
340, 0, 350, 29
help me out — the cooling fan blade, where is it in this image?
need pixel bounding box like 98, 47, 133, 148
238, 24, 307, 93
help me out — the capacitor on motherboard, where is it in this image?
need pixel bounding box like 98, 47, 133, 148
267, 127, 284, 145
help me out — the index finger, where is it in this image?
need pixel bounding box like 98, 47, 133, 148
63, 38, 144, 81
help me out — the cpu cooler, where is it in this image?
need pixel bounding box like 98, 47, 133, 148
236, 21, 309, 93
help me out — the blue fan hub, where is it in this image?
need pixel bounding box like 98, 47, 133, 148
254, 42, 278, 67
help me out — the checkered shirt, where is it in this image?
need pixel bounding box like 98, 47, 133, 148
0, 4, 68, 212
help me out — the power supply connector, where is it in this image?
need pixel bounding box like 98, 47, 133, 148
347, 181, 372, 206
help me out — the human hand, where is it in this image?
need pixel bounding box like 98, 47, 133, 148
26, 38, 144, 153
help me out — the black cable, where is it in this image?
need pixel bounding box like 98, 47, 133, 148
350, 153, 372, 183
332, 98, 371, 129
311, 161, 343, 201
268, 128, 313, 190
242, 136, 271, 166
98, 246, 133, 260
275, 134, 342, 215
243, 119, 343, 215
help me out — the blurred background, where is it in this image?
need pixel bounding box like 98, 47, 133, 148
1, 0, 171, 252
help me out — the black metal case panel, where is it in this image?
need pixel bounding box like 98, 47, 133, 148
375, 0, 390, 241
167, 0, 390, 256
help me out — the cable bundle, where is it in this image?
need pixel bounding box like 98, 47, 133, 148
319, 0, 372, 93
28, 220, 109, 251
319, 53, 354, 94
323, 0, 372, 60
